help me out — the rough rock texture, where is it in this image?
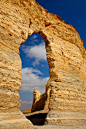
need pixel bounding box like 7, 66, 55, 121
31, 79, 50, 112
31, 89, 46, 112
0, 0, 86, 128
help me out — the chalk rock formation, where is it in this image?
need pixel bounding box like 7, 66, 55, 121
31, 89, 47, 112
31, 79, 50, 112
0, 0, 86, 128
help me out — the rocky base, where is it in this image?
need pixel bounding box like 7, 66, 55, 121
1, 125, 86, 129
45, 111, 86, 125
0, 111, 32, 129
1, 110, 86, 129
0, 121, 33, 129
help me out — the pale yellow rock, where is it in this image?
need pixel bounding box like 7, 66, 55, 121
0, 0, 86, 128
31, 78, 50, 112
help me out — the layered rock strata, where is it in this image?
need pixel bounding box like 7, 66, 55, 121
31, 79, 50, 112
31, 89, 46, 112
0, 0, 86, 128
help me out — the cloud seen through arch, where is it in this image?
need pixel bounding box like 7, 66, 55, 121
22, 41, 47, 66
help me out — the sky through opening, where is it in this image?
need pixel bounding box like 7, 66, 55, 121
19, 33, 49, 111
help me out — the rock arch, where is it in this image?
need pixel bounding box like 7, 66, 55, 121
0, 0, 86, 128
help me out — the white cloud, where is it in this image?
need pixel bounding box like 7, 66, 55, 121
32, 59, 40, 66
21, 67, 49, 94
30, 34, 38, 40
20, 100, 32, 110
22, 42, 46, 66
22, 67, 43, 75
29, 35, 39, 44
21, 100, 32, 105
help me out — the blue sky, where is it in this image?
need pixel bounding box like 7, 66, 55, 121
19, 0, 86, 110
19, 34, 49, 110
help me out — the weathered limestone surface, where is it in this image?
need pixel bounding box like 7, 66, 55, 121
0, 0, 86, 128
31, 79, 50, 112
31, 89, 46, 112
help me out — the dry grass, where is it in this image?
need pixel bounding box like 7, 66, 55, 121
21, 110, 31, 114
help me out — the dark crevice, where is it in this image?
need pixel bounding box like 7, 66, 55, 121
45, 24, 51, 27
26, 113, 47, 125
8, 33, 13, 36
29, 19, 32, 27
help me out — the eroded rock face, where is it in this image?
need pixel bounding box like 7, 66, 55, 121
31, 79, 50, 112
0, 0, 86, 128
31, 89, 47, 112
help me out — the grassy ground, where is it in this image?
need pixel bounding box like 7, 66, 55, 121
21, 110, 31, 114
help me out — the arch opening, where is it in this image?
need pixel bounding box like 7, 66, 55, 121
19, 33, 50, 116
